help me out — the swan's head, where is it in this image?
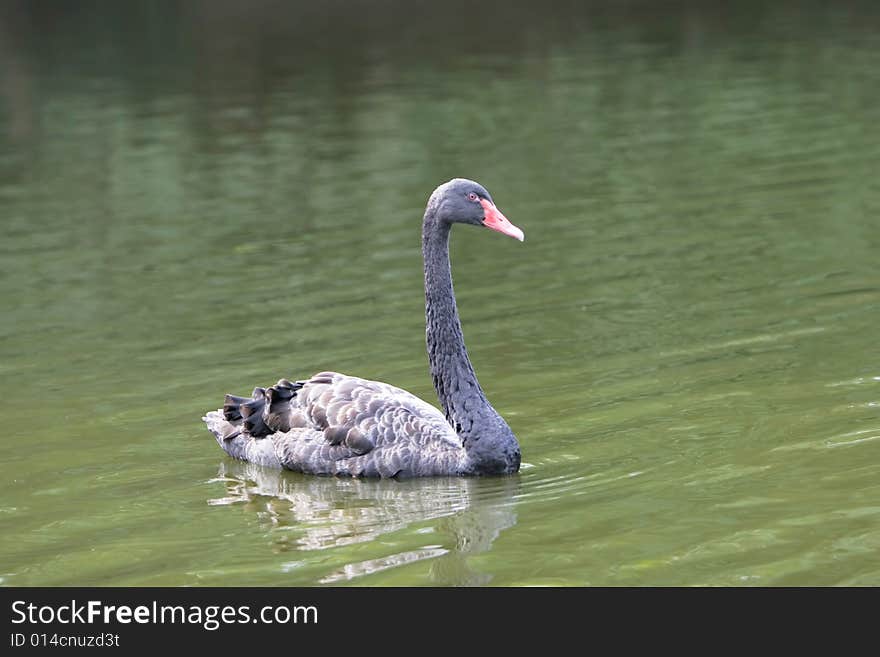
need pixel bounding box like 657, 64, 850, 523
428, 178, 524, 242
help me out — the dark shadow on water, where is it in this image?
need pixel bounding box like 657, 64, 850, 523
209, 460, 520, 585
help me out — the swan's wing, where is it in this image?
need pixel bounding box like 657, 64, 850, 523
296, 371, 462, 448
205, 371, 464, 477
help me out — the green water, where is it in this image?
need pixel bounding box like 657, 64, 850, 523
1, 1, 879, 586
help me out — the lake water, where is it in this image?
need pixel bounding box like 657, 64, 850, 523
1, 1, 879, 586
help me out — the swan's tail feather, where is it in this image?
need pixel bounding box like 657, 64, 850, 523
222, 394, 251, 421
204, 377, 307, 468
217, 379, 306, 439
204, 374, 370, 474
235, 387, 269, 436
205, 410, 243, 442
203, 409, 284, 468
264, 379, 302, 433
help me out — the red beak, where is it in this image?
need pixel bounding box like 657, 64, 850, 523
480, 199, 524, 242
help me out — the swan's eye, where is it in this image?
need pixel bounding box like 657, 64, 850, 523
467, 192, 479, 202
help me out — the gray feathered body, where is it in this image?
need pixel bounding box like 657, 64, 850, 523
204, 371, 473, 478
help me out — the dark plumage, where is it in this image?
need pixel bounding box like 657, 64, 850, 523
203, 178, 524, 477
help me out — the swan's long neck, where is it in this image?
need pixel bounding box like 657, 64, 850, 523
421, 203, 520, 475
422, 219, 489, 437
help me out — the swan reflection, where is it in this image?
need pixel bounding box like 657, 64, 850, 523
209, 461, 519, 585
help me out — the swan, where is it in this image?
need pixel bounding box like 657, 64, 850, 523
203, 178, 524, 477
